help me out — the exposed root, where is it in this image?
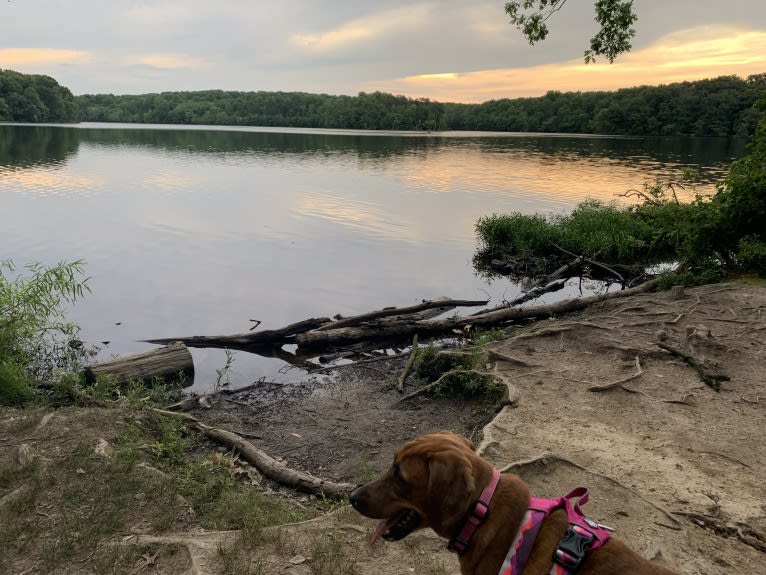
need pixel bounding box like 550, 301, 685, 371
116, 531, 239, 575
587, 356, 643, 392
656, 342, 729, 391
672, 512, 766, 553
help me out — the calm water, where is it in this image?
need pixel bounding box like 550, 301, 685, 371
0, 123, 746, 390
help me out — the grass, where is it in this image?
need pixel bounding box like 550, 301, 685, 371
0, 406, 313, 574
413, 345, 505, 401
309, 532, 359, 575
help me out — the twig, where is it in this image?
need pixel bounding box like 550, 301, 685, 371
588, 356, 643, 392
396, 334, 419, 393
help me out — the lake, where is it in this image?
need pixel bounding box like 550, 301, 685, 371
0, 123, 746, 391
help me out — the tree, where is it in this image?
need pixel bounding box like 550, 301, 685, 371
504, 0, 638, 63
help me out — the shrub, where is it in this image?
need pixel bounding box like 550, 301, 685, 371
0, 260, 92, 405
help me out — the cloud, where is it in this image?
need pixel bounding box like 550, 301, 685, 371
290, 3, 433, 51
125, 53, 210, 70
0, 48, 91, 67
367, 26, 766, 102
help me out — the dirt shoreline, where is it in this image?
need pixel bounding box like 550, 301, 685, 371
2, 280, 764, 574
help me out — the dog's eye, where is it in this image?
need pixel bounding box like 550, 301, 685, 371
393, 465, 407, 486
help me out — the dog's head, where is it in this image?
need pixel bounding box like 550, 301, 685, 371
349, 431, 489, 542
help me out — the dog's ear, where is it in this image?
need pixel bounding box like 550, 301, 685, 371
426, 450, 476, 530
435, 430, 476, 452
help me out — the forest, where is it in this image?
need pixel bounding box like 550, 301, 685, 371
0, 69, 78, 123
2, 68, 764, 137
75, 74, 766, 137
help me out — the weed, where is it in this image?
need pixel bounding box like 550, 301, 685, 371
218, 542, 267, 575
215, 348, 236, 391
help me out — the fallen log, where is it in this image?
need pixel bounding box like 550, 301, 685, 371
84, 341, 193, 387
142, 317, 331, 351
151, 409, 352, 497
296, 278, 660, 350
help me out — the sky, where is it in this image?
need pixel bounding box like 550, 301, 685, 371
2, 0, 766, 103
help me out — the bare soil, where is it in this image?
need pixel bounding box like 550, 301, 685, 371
2, 281, 764, 575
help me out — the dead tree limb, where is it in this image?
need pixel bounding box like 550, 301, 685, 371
151, 409, 353, 497
316, 298, 487, 331
656, 342, 728, 391
588, 356, 643, 392
297, 278, 660, 350
142, 317, 332, 351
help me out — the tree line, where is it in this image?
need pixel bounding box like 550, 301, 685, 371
0, 69, 78, 123
2, 68, 765, 137
75, 74, 766, 137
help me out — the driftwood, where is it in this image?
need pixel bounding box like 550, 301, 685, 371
296, 278, 660, 350
142, 279, 659, 364
143, 298, 486, 354
151, 409, 353, 497
85, 341, 193, 387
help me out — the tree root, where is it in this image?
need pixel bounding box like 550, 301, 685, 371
587, 356, 643, 392
116, 531, 239, 575
150, 409, 353, 497
655, 342, 729, 391
671, 511, 766, 553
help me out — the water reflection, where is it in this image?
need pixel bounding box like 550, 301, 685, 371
0, 123, 748, 391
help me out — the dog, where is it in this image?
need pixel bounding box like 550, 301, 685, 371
349, 431, 678, 575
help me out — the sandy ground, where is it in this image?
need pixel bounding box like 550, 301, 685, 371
248, 281, 766, 575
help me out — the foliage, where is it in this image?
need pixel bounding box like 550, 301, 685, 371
0, 260, 93, 405
0, 69, 78, 122
74, 74, 766, 137
505, 0, 637, 63
475, 102, 766, 283
413, 345, 504, 400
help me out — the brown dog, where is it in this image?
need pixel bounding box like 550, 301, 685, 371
350, 431, 678, 575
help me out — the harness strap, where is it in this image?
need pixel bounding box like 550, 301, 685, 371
498, 487, 613, 575
448, 468, 501, 554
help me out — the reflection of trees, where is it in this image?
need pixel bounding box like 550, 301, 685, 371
75, 127, 745, 179
77, 126, 445, 160
0, 125, 80, 168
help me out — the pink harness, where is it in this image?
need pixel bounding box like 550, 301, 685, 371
449, 469, 612, 575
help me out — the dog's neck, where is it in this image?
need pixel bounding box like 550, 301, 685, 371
448, 467, 501, 554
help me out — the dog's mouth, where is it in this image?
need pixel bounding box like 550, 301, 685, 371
371, 509, 422, 543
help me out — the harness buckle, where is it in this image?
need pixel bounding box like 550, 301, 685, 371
552, 525, 594, 573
